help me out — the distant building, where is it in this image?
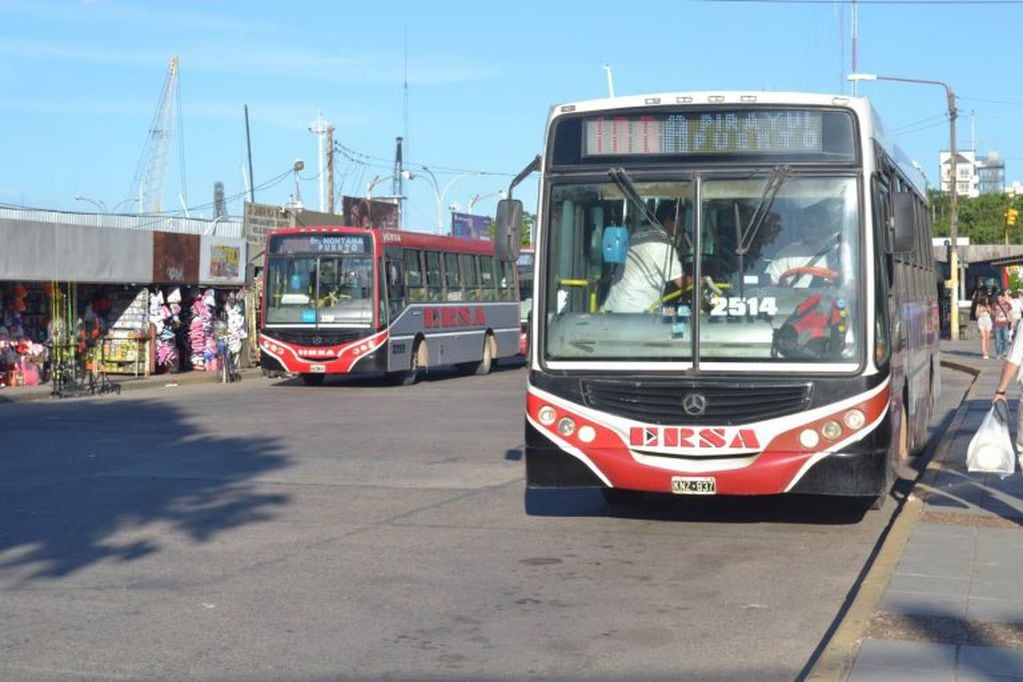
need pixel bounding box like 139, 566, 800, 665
939, 149, 1005, 197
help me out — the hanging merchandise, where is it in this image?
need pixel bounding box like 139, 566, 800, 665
188, 294, 213, 370
151, 290, 179, 372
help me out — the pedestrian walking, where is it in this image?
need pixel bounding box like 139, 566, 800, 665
1009, 290, 1023, 339
977, 296, 993, 359
993, 292, 1012, 358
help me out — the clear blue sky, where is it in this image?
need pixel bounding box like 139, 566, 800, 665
2, 0, 1022, 232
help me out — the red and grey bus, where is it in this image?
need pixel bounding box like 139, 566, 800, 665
259, 226, 521, 385
494, 91, 940, 507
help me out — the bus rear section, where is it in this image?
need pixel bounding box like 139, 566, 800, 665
259, 226, 522, 385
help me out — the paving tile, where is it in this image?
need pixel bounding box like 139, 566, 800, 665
896, 556, 975, 578
958, 645, 1023, 676
886, 574, 971, 598
878, 591, 968, 619
956, 672, 1023, 681
973, 562, 1023, 582
848, 664, 953, 681
966, 598, 1023, 625
970, 578, 1023, 602
854, 638, 957, 671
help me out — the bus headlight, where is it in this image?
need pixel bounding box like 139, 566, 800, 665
844, 409, 866, 430
799, 429, 820, 449
538, 406, 557, 426
821, 421, 843, 440
556, 417, 576, 437
577, 425, 596, 443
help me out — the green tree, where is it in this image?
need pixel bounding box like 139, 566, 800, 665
929, 190, 1019, 245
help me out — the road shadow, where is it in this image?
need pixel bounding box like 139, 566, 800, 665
524, 487, 872, 524
0, 396, 290, 582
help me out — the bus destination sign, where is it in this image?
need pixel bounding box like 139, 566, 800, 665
583, 110, 828, 157
270, 234, 370, 255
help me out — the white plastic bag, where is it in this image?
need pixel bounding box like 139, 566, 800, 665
967, 403, 1016, 478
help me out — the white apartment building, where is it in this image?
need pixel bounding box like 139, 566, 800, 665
939, 149, 1005, 197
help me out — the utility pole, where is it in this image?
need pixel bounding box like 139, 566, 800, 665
948, 87, 960, 339
244, 104, 255, 203
326, 124, 335, 214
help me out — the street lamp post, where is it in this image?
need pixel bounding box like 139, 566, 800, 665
848, 72, 960, 339
74, 196, 107, 213
402, 167, 482, 234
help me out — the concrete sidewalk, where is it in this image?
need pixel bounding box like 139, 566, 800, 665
0, 365, 263, 404
820, 338, 1023, 680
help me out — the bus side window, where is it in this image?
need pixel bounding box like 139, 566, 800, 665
426, 251, 443, 301
480, 255, 496, 301
461, 254, 480, 301
444, 252, 463, 301
404, 250, 426, 302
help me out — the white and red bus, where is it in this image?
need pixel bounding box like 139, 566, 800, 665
495, 91, 940, 507
259, 226, 521, 385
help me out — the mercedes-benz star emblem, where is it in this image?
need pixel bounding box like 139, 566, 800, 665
682, 392, 707, 416
312, 336, 323, 345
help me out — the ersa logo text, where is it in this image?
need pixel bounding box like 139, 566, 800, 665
423, 306, 487, 329
629, 426, 761, 450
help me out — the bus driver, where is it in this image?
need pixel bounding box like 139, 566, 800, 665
766, 200, 841, 288
603, 200, 686, 313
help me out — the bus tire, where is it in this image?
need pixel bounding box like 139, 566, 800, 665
457, 333, 495, 376
300, 373, 325, 386
601, 487, 644, 507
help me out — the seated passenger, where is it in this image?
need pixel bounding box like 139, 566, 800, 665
766, 201, 840, 287
603, 200, 686, 313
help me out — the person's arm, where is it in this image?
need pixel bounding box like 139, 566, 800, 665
994, 328, 1023, 401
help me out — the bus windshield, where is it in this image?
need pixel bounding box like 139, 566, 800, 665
543, 173, 862, 365
265, 253, 375, 327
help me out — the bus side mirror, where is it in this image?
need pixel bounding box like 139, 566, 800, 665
891, 192, 916, 254
495, 199, 523, 262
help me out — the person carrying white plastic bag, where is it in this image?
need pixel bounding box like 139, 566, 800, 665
967, 399, 1016, 478
989, 321, 1023, 475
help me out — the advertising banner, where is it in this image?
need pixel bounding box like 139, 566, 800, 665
450, 212, 492, 240
199, 235, 246, 285
342, 196, 400, 229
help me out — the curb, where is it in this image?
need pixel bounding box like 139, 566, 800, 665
0, 367, 263, 405
803, 360, 981, 680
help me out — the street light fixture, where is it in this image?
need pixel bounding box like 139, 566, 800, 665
468, 189, 507, 213
847, 72, 960, 339
74, 196, 107, 213
401, 167, 483, 234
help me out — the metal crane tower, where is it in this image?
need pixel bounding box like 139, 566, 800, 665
130, 55, 182, 214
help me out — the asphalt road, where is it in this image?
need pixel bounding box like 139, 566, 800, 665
0, 361, 972, 681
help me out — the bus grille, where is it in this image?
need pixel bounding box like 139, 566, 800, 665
267, 330, 365, 347
580, 379, 812, 426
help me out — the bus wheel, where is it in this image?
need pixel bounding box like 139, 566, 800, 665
601, 487, 644, 507
300, 373, 325, 386
459, 334, 495, 376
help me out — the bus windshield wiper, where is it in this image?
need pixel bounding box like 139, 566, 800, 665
735, 165, 790, 258
607, 167, 692, 251
608, 167, 661, 227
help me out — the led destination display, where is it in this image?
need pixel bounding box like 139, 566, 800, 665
582, 109, 853, 158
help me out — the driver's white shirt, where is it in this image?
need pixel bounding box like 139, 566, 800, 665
603, 228, 683, 313
767, 241, 826, 288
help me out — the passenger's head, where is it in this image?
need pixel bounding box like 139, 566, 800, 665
800, 200, 839, 248
655, 199, 683, 234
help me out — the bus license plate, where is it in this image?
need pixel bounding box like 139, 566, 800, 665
671, 476, 716, 495
310, 364, 326, 373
